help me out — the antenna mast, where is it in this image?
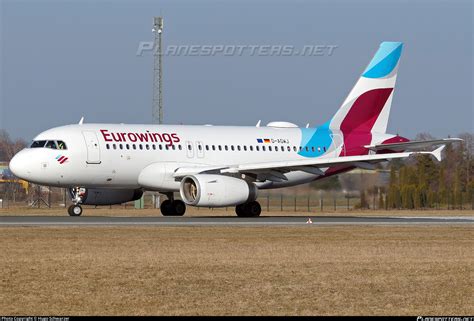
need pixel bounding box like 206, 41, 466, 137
152, 17, 163, 124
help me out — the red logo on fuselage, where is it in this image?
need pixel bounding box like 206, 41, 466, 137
100, 129, 180, 146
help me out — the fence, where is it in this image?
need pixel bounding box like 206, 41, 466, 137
0, 183, 473, 211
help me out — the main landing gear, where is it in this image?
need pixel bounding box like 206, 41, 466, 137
160, 193, 186, 216
68, 187, 86, 217
235, 201, 261, 217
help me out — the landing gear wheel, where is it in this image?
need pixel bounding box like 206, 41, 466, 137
235, 201, 261, 217
160, 200, 174, 216
172, 200, 186, 216
247, 201, 261, 217
68, 205, 83, 216
235, 204, 245, 217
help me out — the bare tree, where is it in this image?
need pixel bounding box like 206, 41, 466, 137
0, 129, 27, 161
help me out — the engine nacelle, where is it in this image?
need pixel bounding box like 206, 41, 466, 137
180, 174, 257, 207
69, 188, 143, 205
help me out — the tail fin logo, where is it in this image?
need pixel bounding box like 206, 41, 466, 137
56, 155, 69, 164
362, 42, 403, 79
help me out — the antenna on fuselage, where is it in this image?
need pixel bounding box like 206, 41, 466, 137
78, 117, 84, 125
256, 120, 261, 127
305, 123, 310, 128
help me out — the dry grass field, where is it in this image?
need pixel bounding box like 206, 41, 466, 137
0, 225, 472, 315
0, 206, 473, 217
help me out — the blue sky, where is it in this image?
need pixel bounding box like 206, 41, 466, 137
1, 0, 472, 140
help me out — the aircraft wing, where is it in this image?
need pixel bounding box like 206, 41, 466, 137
173, 145, 447, 180
365, 138, 462, 152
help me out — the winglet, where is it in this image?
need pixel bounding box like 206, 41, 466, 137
78, 116, 84, 125
431, 145, 445, 162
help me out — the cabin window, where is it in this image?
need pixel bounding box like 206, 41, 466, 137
323, 147, 327, 152
256, 146, 259, 151
268, 146, 272, 151
198, 144, 202, 151
212, 145, 216, 151
139, 145, 143, 150
305, 147, 309, 152
119, 144, 123, 150
249, 146, 253, 151
152, 145, 156, 150
293, 146, 297, 152
311, 146, 315, 152
146, 144, 150, 150
133, 144, 136, 150
113, 144, 117, 150
178, 145, 182, 150
205, 145, 209, 151
243, 146, 247, 151
126, 144, 130, 150
262, 146, 266, 151
106, 144, 110, 150
230, 145, 234, 151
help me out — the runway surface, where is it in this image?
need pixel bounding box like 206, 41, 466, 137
0, 215, 472, 226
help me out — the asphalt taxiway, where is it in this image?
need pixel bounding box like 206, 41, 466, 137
0, 215, 472, 226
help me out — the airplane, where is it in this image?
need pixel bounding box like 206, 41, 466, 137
9, 41, 461, 217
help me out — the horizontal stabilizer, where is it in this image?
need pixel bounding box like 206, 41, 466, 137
365, 138, 462, 152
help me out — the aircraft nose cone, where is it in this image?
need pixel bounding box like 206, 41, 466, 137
9, 151, 30, 180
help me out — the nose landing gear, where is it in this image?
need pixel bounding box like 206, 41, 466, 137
68, 187, 86, 216
68, 204, 83, 216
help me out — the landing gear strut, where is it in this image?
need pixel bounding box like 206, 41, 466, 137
68, 187, 86, 217
160, 193, 186, 216
235, 201, 261, 217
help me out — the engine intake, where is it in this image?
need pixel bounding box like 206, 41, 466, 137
180, 174, 257, 207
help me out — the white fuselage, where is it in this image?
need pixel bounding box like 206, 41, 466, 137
11, 123, 377, 191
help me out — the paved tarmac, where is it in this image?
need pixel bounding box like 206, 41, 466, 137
0, 215, 472, 226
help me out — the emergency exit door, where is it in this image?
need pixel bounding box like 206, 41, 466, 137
82, 131, 101, 164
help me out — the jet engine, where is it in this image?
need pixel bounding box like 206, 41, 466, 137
180, 174, 258, 207
69, 188, 143, 205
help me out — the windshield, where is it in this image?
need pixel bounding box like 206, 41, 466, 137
30, 140, 67, 150
30, 140, 47, 148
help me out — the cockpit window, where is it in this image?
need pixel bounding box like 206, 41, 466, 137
30, 140, 67, 149
30, 140, 47, 148
57, 141, 67, 150
45, 141, 58, 149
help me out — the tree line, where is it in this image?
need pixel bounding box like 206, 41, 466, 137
385, 133, 473, 209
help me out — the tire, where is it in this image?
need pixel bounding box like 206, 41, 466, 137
235, 202, 261, 217
172, 200, 186, 216
235, 204, 246, 217
160, 200, 175, 216
68, 205, 83, 216
247, 201, 261, 217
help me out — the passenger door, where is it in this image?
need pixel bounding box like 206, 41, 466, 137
82, 131, 101, 164
330, 134, 345, 157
